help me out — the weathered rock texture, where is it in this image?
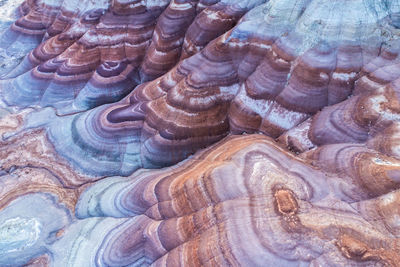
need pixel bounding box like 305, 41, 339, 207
37, 0, 400, 176
0, 0, 260, 113
3, 133, 400, 266
1, 0, 400, 266
72, 134, 400, 266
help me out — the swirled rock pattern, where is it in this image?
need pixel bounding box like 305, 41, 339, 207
2, 0, 400, 266
0, 0, 260, 113
38, 0, 400, 176
71, 134, 400, 266
2, 131, 400, 266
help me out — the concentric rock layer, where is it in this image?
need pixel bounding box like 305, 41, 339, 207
0, 0, 259, 113
38, 0, 400, 175
2, 0, 400, 266
66, 135, 400, 266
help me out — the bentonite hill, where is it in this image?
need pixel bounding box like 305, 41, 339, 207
1, 0, 400, 266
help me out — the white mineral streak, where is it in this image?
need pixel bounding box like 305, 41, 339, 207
145, 0, 170, 9
0, 0, 24, 22
0, 0, 26, 77
169, 0, 193, 11
332, 72, 357, 81
0, 217, 41, 253
62, 0, 110, 14
0, 194, 71, 266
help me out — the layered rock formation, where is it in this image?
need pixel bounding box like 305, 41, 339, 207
2, 134, 399, 266
40, 0, 400, 176
71, 134, 400, 266
0, 0, 260, 113
1, 0, 400, 266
